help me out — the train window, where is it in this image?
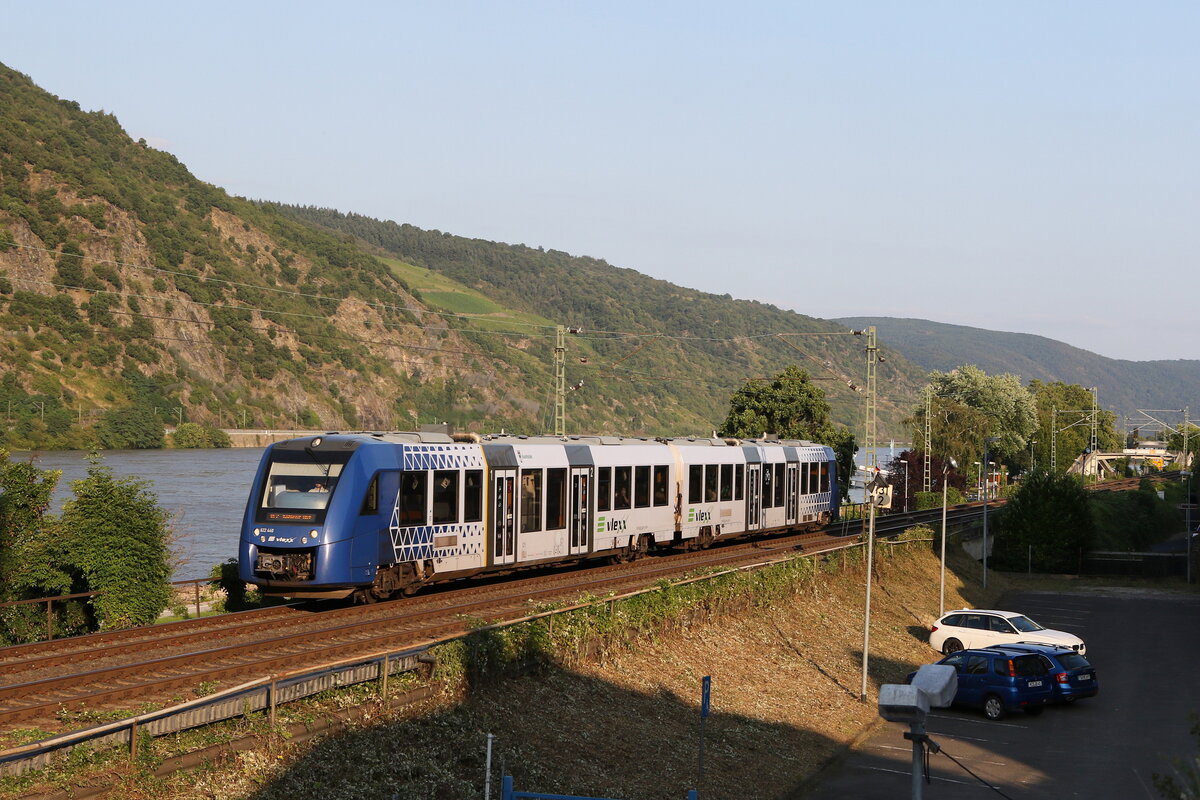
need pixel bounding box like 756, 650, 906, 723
801, 462, 810, 495
689, 465, 703, 504
820, 462, 830, 493
546, 468, 567, 530
762, 466, 773, 508
653, 465, 669, 507
259, 451, 347, 521
735, 464, 744, 501
704, 464, 718, 503
597, 467, 612, 512
464, 470, 483, 522
773, 463, 785, 507
635, 465, 651, 508
432, 470, 458, 524
720, 464, 733, 502
360, 475, 379, 515
520, 470, 543, 533
398, 472, 427, 526
614, 466, 632, 510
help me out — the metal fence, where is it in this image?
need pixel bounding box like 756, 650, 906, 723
1081, 551, 1187, 578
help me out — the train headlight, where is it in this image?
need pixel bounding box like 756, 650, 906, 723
309, 529, 319, 540
260, 536, 266, 543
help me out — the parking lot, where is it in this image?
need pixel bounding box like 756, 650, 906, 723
804, 589, 1200, 798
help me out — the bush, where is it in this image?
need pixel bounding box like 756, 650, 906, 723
993, 471, 1094, 573
171, 422, 231, 448
57, 460, 173, 629
96, 406, 165, 449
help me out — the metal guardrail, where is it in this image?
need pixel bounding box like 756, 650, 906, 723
0, 578, 214, 643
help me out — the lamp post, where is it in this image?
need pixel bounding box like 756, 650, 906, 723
973, 461, 981, 500
1029, 439, 1038, 473
940, 457, 958, 617
861, 469, 886, 701
982, 438, 999, 589
901, 460, 909, 513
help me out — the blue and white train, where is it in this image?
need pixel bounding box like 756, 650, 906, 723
239, 431, 840, 602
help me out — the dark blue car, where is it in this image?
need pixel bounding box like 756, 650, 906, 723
911, 647, 1055, 720
986, 643, 1099, 703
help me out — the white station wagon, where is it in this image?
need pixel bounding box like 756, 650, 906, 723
929, 609, 1086, 656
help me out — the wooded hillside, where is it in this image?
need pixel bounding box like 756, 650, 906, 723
0, 61, 922, 449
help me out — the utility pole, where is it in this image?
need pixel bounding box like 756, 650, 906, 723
864, 326, 878, 470
923, 392, 932, 494
554, 325, 566, 437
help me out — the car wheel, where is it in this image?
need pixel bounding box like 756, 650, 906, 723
942, 638, 963, 655
983, 695, 1006, 721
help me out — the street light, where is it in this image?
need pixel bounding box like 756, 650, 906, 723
901, 460, 909, 513
982, 438, 999, 589
1029, 439, 1038, 473
940, 457, 958, 617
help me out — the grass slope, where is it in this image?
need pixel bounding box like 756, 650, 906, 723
9, 536, 1056, 800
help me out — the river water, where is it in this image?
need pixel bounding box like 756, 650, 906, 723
9, 448, 266, 580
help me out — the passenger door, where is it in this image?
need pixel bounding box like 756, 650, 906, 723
746, 464, 762, 531
957, 653, 989, 706
785, 463, 799, 524
568, 467, 591, 556
491, 470, 516, 566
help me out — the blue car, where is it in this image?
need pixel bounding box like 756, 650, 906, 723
986, 643, 1099, 703
911, 647, 1055, 720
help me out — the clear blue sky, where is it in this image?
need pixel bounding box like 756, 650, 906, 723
6, 1, 1197, 361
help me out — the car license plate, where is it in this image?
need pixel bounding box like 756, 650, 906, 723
1078, 674, 1091, 681
1028, 680, 1043, 687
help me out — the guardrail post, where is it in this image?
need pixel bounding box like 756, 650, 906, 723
130, 719, 138, 759
268, 680, 277, 727
194, 580, 201, 618
381, 654, 389, 705
46, 598, 54, 641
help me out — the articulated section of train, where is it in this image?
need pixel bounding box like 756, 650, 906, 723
239, 431, 840, 602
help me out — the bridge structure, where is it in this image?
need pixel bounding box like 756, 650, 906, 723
1065, 445, 1190, 478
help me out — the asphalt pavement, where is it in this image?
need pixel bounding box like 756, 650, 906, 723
802, 588, 1200, 799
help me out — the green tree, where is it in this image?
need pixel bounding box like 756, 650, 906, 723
0, 450, 81, 643
914, 366, 1037, 470
58, 460, 172, 629
1028, 381, 1122, 476
96, 406, 165, 449
993, 471, 1094, 573
721, 365, 857, 482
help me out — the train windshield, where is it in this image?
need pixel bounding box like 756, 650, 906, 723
257, 450, 349, 522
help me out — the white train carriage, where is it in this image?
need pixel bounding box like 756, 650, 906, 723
746, 439, 836, 533
672, 437, 748, 546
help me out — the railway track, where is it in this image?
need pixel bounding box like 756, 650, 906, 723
0, 525, 868, 733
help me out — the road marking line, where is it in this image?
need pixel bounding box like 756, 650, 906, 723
857, 765, 976, 786
928, 713, 1026, 729
874, 744, 1008, 767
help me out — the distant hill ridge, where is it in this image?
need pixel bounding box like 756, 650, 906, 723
835, 316, 1200, 419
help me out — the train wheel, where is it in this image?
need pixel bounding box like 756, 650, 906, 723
698, 527, 714, 549
352, 588, 378, 605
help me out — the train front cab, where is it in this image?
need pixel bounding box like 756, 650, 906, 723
241, 436, 371, 600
